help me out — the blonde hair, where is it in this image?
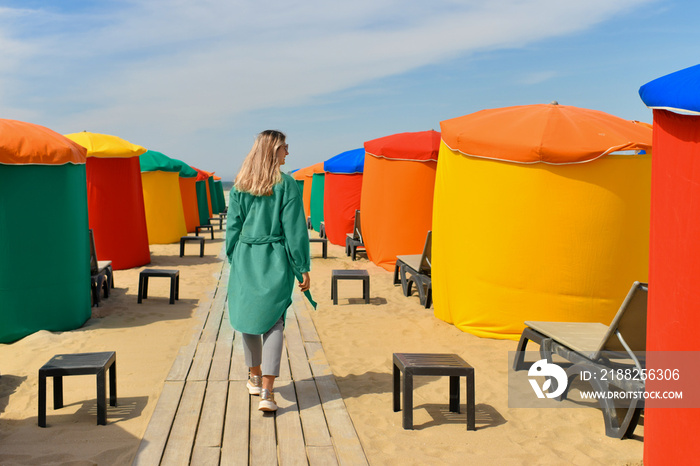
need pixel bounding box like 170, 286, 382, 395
234, 130, 285, 196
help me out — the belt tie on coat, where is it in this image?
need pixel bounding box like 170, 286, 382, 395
239, 234, 283, 244
237, 234, 317, 309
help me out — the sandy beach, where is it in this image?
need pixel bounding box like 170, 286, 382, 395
0, 230, 644, 465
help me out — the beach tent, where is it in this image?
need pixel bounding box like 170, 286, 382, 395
310, 172, 325, 232
214, 178, 226, 212
290, 169, 305, 196
139, 150, 189, 243
208, 175, 221, 215
323, 148, 364, 246
433, 103, 653, 340
292, 162, 324, 219
360, 131, 440, 271
65, 131, 150, 270
191, 166, 213, 225
639, 64, 700, 465
0, 120, 90, 343
171, 158, 199, 233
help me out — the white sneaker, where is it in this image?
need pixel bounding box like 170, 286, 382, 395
258, 389, 278, 412
247, 375, 262, 395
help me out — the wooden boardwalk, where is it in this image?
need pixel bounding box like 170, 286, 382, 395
132, 261, 368, 465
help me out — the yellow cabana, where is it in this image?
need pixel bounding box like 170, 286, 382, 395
433, 103, 653, 340
139, 150, 188, 244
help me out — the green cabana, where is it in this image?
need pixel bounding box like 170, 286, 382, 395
208, 176, 220, 215
310, 172, 325, 232
0, 119, 90, 343
214, 179, 226, 212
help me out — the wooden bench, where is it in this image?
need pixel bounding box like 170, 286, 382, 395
392, 353, 475, 430
38, 351, 117, 427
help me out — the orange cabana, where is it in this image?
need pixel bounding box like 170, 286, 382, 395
65, 131, 150, 270
292, 162, 324, 218
176, 162, 200, 233
360, 130, 440, 271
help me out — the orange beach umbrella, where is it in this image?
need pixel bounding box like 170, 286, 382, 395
441, 102, 652, 164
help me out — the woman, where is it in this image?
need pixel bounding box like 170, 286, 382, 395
226, 130, 311, 412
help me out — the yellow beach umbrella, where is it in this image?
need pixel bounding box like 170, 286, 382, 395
64, 131, 146, 158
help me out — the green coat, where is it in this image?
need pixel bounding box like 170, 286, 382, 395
226, 173, 310, 334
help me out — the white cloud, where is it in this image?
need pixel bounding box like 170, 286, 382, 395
0, 0, 654, 157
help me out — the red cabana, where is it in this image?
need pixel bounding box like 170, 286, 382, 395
323, 148, 365, 246
65, 132, 150, 270
639, 64, 700, 465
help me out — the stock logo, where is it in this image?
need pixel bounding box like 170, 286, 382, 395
528, 359, 568, 399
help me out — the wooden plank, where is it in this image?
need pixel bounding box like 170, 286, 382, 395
249, 401, 277, 466
305, 342, 368, 466
166, 345, 196, 382
161, 380, 207, 466
165, 263, 224, 382
277, 343, 292, 383
200, 291, 226, 344
275, 381, 308, 466
230, 331, 248, 381
294, 379, 332, 447
292, 292, 321, 343
210, 315, 233, 381
190, 446, 220, 465
284, 309, 313, 381
307, 446, 338, 466
133, 380, 185, 466
221, 380, 250, 466
194, 380, 228, 448
187, 341, 215, 381
166, 292, 217, 381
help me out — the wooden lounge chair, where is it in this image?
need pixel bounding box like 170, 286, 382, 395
90, 229, 113, 307
513, 281, 648, 439
345, 210, 365, 261
394, 231, 432, 308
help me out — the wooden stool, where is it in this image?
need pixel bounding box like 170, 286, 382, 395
331, 269, 369, 305
393, 353, 475, 430
38, 351, 117, 427
310, 238, 328, 258
209, 216, 224, 230
180, 236, 205, 257
138, 269, 180, 304
195, 224, 214, 239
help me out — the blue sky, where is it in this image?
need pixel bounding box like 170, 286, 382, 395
0, 0, 697, 179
